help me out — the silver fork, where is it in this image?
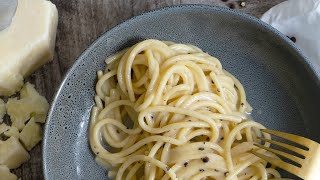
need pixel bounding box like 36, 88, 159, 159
251, 129, 320, 180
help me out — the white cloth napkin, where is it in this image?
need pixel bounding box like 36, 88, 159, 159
0, 0, 17, 31
261, 0, 320, 73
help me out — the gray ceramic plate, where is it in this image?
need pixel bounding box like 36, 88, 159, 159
43, 5, 320, 180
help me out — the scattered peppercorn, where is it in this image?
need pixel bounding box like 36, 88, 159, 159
228, 3, 235, 9
198, 147, 205, 151
199, 169, 205, 172
290, 36, 296, 43
287, 36, 297, 43
202, 156, 210, 163
241, 103, 244, 106
214, 169, 219, 172
224, 171, 229, 176
184, 162, 188, 167
166, 166, 170, 171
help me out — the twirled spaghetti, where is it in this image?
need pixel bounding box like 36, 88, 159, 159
89, 39, 283, 180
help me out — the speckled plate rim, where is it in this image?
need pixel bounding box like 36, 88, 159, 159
42, 4, 320, 179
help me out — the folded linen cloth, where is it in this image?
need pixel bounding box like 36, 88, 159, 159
261, 0, 320, 73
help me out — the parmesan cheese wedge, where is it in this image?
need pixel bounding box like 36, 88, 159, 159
0, 0, 58, 96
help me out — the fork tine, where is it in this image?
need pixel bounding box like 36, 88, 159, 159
250, 150, 301, 175
261, 129, 310, 147
254, 143, 304, 164
258, 137, 308, 157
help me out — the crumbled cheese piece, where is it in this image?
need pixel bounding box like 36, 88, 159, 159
0, 123, 10, 134
0, 136, 30, 169
0, 165, 17, 180
4, 126, 19, 138
6, 82, 49, 130
19, 118, 42, 151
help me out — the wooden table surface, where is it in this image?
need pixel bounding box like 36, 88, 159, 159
14, 0, 285, 179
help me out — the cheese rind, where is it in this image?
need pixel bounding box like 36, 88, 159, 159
0, 0, 58, 96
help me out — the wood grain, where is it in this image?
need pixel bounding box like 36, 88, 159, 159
12, 0, 285, 179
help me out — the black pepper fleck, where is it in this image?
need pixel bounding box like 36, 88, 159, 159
224, 171, 229, 176
228, 3, 235, 9
201, 156, 210, 163
184, 162, 188, 167
214, 169, 219, 172
198, 147, 205, 151
116, 130, 120, 133
199, 169, 205, 172
241, 103, 244, 106
166, 166, 170, 171
96, 152, 100, 155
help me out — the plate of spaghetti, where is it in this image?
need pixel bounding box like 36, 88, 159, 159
43, 5, 320, 180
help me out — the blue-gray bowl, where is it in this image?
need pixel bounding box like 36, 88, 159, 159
43, 5, 320, 180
